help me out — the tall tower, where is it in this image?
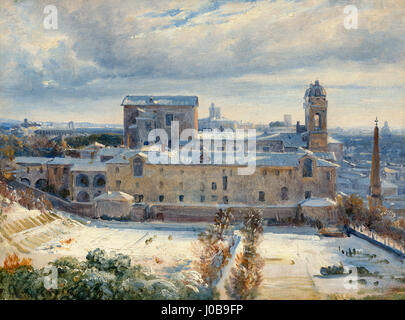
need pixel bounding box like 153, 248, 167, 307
304, 80, 328, 152
369, 117, 382, 208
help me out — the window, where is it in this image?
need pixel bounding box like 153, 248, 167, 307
223, 196, 229, 204
77, 191, 90, 203
116, 180, 121, 189
27, 167, 30, 173
212, 182, 217, 190
134, 194, 144, 203
159, 195, 164, 202
200, 183, 205, 192
166, 114, 174, 126
76, 174, 89, 187
275, 170, 280, 176
144, 141, 149, 145
115, 167, 119, 173
160, 168, 164, 174
133, 158, 143, 177
326, 171, 331, 181
222, 176, 228, 191
314, 113, 322, 130
305, 191, 311, 199
200, 195, 205, 203
145, 121, 152, 132
263, 147, 270, 152
303, 158, 313, 177
54, 167, 57, 175
179, 195, 184, 202
281, 187, 288, 200
288, 170, 292, 176
259, 191, 265, 202
262, 170, 267, 176
63, 167, 68, 174
211, 195, 218, 201
94, 174, 106, 188
39, 167, 43, 174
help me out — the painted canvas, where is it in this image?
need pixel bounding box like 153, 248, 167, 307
0, 0, 404, 304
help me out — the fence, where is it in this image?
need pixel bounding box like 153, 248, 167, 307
346, 225, 405, 259
8, 180, 96, 218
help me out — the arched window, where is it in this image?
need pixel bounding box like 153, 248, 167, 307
76, 174, 89, 187
303, 158, 313, 177
77, 191, 90, 202
35, 179, 48, 191
281, 187, 288, 200
133, 158, 143, 177
21, 178, 30, 186
93, 174, 106, 188
212, 182, 217, 190
314, 113, 322, 130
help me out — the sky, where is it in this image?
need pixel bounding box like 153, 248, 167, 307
0, 0, 404, 128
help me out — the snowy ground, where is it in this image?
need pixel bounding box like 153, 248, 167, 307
33, 218, 208, 275
1, 204, 404, 299
258, 226, 405, 299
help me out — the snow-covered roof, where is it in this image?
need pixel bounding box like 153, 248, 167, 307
313, 152, 336, 162
94, 191, 134, 202
105, 149, 337, 168
316, 158, 339, 167
84, 142, 105, 150
47, 157, 77, 165
121, 96, 198, 107
299, 198, 336, 207
384, 167, 398, 174
382, 180, 398, 189
68, 159, 106, 172
98, 147, 126, 157
15, 157, 51, 165
257, 132, 307, 148
328, 136, 342, 144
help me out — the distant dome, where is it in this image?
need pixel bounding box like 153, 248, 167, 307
305, 80, 326, 98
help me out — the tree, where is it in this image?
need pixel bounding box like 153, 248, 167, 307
214, 208, 233, 241
241, 208, 263, 246
226, 209, 264, 300
193, 208, 234, 287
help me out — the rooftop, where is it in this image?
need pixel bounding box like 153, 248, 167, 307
121, 96, 198, 107
94, 191, 134, 202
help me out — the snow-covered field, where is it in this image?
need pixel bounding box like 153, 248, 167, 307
33, 218, 208, 275
258, 226, 405, 299
1, 203, 404, 299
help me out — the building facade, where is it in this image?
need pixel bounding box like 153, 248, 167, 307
122, 96, 199, 149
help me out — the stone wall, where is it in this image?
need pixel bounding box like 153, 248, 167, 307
106, 155, 336, 207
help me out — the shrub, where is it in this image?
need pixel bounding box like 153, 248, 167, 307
0, 250, 212, 300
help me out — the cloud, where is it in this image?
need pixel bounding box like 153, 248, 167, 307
0, 0, 404, 127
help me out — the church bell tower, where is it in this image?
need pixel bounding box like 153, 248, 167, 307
304, 80, 328, 152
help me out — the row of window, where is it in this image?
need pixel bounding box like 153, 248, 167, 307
131, 188, 308, 204
132, 158, 324, 179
